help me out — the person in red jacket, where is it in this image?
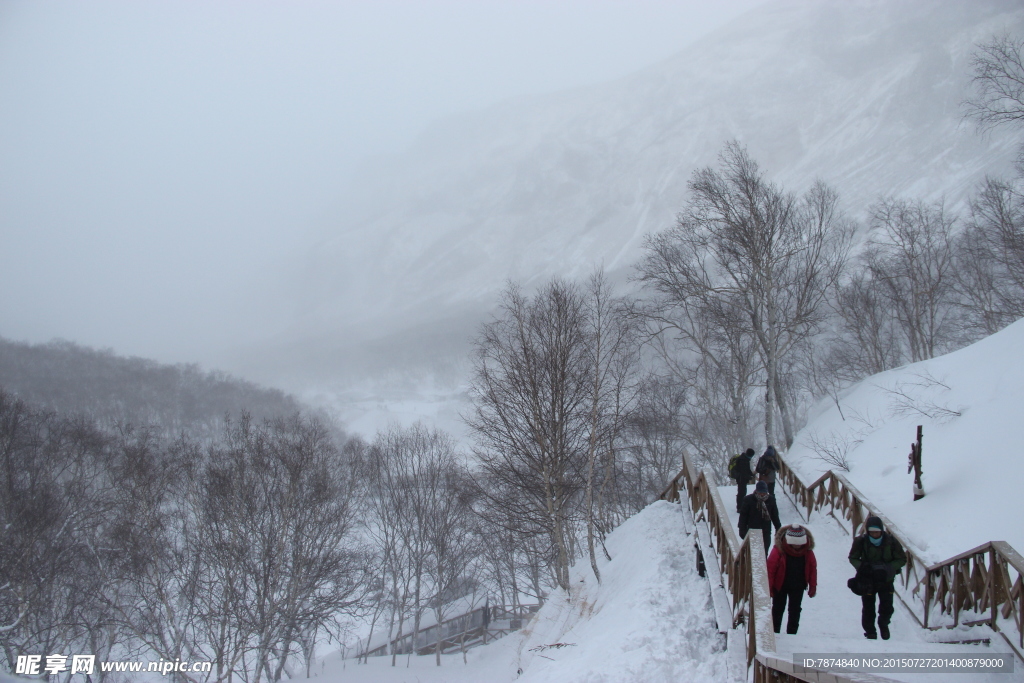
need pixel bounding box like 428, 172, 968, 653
767, 524, 817, 634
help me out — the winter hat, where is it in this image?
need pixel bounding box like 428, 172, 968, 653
866, 516, 884, 532
755, 481, 768, 494
785, 525, 807, 545
744, 448, 755, 457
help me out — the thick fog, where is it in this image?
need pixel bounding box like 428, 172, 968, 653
0, 0, 764, 369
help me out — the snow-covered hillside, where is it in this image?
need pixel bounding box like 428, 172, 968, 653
292, 0, 1024, 345
786, 316, 1024, 562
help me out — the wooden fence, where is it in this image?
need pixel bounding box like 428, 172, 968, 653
775, 456, 1024, 660
658, 453, 772, 669
661, 450, 1023, 680
357, 603, 539, 659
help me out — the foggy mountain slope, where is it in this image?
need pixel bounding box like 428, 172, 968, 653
237, 0, 1024, 401
0, 336, 304, 434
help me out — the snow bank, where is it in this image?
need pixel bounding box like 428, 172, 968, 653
787, 317, 1024, 562
510, 501, 727, 683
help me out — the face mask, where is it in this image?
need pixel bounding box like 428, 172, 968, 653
869, 534, 883, 546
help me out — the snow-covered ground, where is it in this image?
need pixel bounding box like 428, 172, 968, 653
324, 501, 730, 683
786, 317, 1024, 563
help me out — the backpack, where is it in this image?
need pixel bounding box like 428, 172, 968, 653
756, 453, 778, 475
727, 454, 743, 480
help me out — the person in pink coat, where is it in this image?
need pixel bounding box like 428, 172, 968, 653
767, 524, 817, 634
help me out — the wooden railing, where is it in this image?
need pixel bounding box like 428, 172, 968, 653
658, 452, 774, 670
775, 456, 1024, 660
775, 458, 927, 595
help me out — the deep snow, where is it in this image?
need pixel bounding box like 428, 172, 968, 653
322, 488, 1022, 683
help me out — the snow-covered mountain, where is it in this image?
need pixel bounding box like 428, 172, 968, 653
238, 0, 1024, 422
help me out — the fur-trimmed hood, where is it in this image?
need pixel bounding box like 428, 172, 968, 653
775, 524, 815, 551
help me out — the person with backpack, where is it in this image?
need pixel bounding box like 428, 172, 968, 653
756, 445, 781, 495
738, 481, 781, 554
728, 448, 756, 512
848, 515, 906, 640
767, 524, 817, 634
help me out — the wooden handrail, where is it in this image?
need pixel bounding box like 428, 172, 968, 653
774, 453, 1024, 659
661, 454, 797, 676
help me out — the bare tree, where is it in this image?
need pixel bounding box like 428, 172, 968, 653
964, 34, 1024, 133
471, 475, 549, 607
830, 271, 904, 377
865, 198, 961, 362
363, 423, 471, 666
0, 391, 118, 676
200, 414, 365, 683
581, 271, 639, 582
107, 427, 211, 683
955, 33, 1024, 333
636, 142, 852, 448
618, 375, 686, 511
423, 461, 479, 666
956, 176, 1024, 333
466, 280, 591, 592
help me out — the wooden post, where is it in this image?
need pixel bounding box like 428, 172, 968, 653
907, 425, 924, 500
989, 547, 997, 630
923, 574, 932, 629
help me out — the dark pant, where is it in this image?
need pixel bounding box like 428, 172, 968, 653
861, 591, 894, 635
766, 480, 776, 496
736, 482, 748, 511
772, 585, 805, 634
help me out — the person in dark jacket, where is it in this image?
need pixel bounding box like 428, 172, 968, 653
738, 481, 781, 554
734, 448, 756, 512
756, 445, 780, 495
768, 524, 817, 634
848, 515, 907, 640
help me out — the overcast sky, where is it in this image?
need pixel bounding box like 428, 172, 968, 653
0, 0, 766, 367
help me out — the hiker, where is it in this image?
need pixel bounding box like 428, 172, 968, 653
738, 481, 781, 554
848, 515, 906, 640
729, 448, 757, 512
755, 445, 780, 495
768, 524, 817, 634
